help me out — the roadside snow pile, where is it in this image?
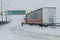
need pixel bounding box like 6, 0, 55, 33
0, 23, 17, 40
0, 15, 25, 40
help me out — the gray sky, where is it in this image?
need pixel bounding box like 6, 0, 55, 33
0, 0, 56, 11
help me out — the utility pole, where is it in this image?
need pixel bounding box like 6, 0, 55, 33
1, 0, 3, 22
5, 4, 7, 22
5, 11, 7, 22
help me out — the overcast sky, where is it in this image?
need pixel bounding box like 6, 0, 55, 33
0, 0, 56, 10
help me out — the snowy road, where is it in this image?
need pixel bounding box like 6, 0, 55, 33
11, 28, 60, 40
0, 15, 60, 40
10, 26, 60, 40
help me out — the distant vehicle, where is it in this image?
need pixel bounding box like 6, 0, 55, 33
21, 7, 56, 27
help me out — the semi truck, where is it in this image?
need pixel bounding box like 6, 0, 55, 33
22, 7, 56, 27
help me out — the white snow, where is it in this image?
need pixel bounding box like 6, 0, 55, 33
0, 15, 60, 40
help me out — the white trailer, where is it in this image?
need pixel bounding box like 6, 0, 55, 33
22, 7, 56, 27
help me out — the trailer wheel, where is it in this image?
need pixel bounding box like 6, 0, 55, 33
41, 25, 43, 27
39, 24, 43, 27
44, 25, 48, 27
29, 24, 33, 25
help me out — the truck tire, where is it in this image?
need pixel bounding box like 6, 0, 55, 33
44, 25, 48, 27
39, 24, 43, 27
29, 23, 34, 25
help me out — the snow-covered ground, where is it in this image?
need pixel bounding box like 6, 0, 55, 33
0, 15, 60, 40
